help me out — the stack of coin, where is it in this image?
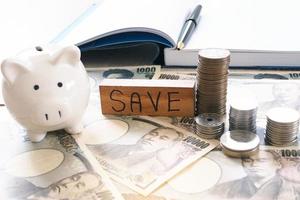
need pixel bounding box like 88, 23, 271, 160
195, 113, 225, 139
196, 48, 230, 115
229, 100, 257, 133
220, 130, 260, 158
265, 107, 299, 146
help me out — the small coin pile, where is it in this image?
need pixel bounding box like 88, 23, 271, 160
220, 130, 260, 158
196, 48, 230, 115
195, 113, 225, 139
265, 107, 299, 146
229, 100, 257, 133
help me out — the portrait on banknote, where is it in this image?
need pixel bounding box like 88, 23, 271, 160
24, 171, 112, 200
110, 147, 300, 200
0, 121, 121, 200
258, 82, 300, 113
87, 65, 160, 85
83, 116, 216, 195
199, 147, 300, 200
102, 68, 135, 79
227, 79, 300, 143
228, 80, 300, 118
88, 118, 196, 186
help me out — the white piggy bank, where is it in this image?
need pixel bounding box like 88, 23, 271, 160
1, 45, 90, 142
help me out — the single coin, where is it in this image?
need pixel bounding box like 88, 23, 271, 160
265, 137, 298, 147
221, 143, 259, 158
265, 107, 299, 146
266, 107, 300, 123
195, 113, 225, 138
220, 130, 260, 152
230, 99, 257, 111
228, 101, 257, 132
198, 48, 230, 60
197, 114, 224, 121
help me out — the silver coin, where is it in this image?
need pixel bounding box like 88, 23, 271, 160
195, 132, 223, 139
220, 143, 259, 158
220, 130, 260, 152
195, 114, 225, 123
266, 107, 300, 124
197, 129, 225, 135
267, 136, 297, 141
265, 107, 299, 146
265, 137, 298, 147
195, 113, 225, 137
266, 128, 298, 133
229, 103, 257, 132
230, 99, 258, 112
196, 48, 230, 115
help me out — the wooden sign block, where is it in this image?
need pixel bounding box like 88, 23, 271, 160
99, 79, 195, 116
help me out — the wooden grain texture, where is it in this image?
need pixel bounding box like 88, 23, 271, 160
99, 79, 195, 116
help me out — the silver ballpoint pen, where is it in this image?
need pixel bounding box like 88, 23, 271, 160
176, 4, 202, 50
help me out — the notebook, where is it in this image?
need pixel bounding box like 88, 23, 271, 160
59, 0, 300, 68
59, 0, 193, 50
164, 0, 300, 67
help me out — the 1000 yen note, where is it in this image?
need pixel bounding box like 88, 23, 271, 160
155, 69, 300, 81
195, 146, 300, 200
112, 146, 300, 200
156, 71, 300, 145
229, 69, 300, 80
87, 65, 161, 85
228, 79, 300, 144
0, 108, 124, 200
78, 116, 218, 196
171, 79, 300, 140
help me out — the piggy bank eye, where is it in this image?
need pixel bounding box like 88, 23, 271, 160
57, 82, 63, 88
33, 85, 39, 90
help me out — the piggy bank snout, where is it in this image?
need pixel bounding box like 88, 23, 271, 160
31, 101, 71, 127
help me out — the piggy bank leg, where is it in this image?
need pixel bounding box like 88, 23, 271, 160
27, 130, 47, 142
65, 123, 83, 135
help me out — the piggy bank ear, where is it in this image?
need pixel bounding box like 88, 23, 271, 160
53, 45, 81, 66
1, 59, 29, 84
